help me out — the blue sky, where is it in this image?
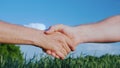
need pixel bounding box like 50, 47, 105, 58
0, 0, 120, 58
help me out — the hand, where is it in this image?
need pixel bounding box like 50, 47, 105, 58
45, 24, 80, 51
35, 32, 73, 59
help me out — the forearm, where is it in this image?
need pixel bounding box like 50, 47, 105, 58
75, 15, 120, 43
0, 21, 45, 47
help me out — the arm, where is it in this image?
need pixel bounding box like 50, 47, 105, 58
0, 21, 43, 45
0, 21, 72, 59
45, 15, 120, 50
75, 15, 120, 43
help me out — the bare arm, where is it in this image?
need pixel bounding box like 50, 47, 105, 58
75, 15, 120, 43
0, 21, 44, 45
0, 21, 72, 59
45, 15, 120, 50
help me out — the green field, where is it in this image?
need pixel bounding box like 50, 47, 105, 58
0, 54, 120, 68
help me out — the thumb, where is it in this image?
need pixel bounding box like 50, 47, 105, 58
45, 24, 64, 34
66, 38, 76, 51
45, 26, 55, 34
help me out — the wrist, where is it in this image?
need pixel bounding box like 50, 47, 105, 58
74, 24, 94, 44
76, 23, 104, 43
73, 27, 84, 45
29, 30, 46, 48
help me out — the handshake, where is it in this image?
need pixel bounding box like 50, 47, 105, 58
41, 24, 81, 60
0, 15, 120, 60
0, 21, 80, 60
34, 15, 120, 59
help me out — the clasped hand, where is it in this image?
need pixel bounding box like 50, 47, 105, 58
42, 24, 78, 60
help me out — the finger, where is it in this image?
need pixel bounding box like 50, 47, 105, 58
52, 52, 60, 59
62, 32, 76, 51
46, 50, 52, 55
65, 37, 76, 51
59, 40, 68, 56
56, 36, 69, 55
56, 55, 60, 59
58, 35, 72, 54
43, 49, 51, 55
46, 50, 60, 59
50, 51, 60, 59
55, 51, 65, 60
62, 40, 71, 54
51, 52, 56, 57
53, 44, 67, 59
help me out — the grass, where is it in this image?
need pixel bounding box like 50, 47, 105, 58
0, 54, 120, 68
